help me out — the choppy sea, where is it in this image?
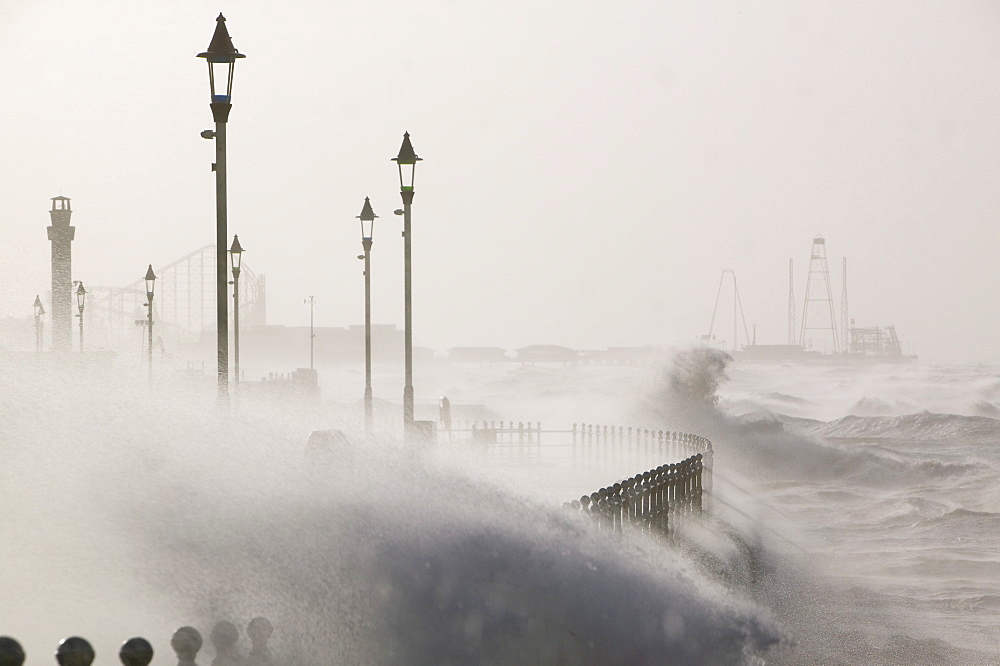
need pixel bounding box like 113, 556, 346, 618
1, 358, 997, 664
713, 361, 1000, 664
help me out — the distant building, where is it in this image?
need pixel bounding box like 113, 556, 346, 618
447, 347, 508, 363
580, 346, 663, 365
515, 344, 578, 364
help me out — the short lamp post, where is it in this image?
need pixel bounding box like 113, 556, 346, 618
392, 132, 421, 435
198, 13, 246, 402
144, 264, 156, 379
357, 197, 377, 435
76, 282, 87, 352
229, 234, 243, 387
33, 295, 44, 353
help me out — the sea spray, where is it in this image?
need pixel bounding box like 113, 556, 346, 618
635, 347, 1000, 664
0, 362, 785, 664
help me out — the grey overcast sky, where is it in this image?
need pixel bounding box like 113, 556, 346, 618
1, 0, 998, 363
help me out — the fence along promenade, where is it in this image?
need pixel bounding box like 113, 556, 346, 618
563, 426, 711, 535
0, 618, 273, 666
448, 420, 712, 470
448, 421, 713, 534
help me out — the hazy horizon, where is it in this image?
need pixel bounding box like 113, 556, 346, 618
2, 0, 999, 363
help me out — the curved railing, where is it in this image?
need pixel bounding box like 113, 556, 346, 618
564, 432, 713, 535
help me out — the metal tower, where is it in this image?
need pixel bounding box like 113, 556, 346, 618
707, 269, 751, 353
841, 257, 849, 354
46, 196, 76, 352
787, 258, 795, 344
799, 235, 839, 352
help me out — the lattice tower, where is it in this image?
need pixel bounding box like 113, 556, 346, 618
799, 235, 839, 352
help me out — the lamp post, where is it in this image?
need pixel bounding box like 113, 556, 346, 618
392, 132, 421, 435
145, 265, 156, 379
33, 295, 44, 353
357, 197, 378, 435
75, 282, 86, 351
304, 296, 315, 370
229, 235, 243, 388
198, 13, 246, 403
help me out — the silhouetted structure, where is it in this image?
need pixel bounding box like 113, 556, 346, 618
516, 344, 578, 364
46, 196, 75, 352
799, 235, 839, 352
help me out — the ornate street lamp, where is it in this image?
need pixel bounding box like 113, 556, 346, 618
144, 265, 156, 379
198, 13, 246, 402
76, 282, 87, 351
229, 234, 244, 387
33, 295, 45, 353
357, 197, 378, 435
392, 132, 421, 435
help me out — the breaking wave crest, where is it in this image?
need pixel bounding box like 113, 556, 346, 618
801, 412, 1000, 444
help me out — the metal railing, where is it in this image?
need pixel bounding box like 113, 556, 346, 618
447, 420, 712, 472
0, 619, 273, 666
565, 452, 707, 535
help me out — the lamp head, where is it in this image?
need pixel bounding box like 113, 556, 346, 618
391, 131, 422, 191
76, 282, 87, 312
229, 234, 244, 276
197, 14, 246, 118
144, 264, 156, 299
357, 196, 378, 242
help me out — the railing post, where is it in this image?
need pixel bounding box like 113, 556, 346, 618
572, 423, 577, 463
210, 622, 240, 666
536, 422, 542, 462
704, 439, 713, 495
641, 471, 652, 532
119, 638, 154, 666
694, 453, 704, 513
0, 637, 24, 666
56, 637, 94, 666
247, 616, 274, 666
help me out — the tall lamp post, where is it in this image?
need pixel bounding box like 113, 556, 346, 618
75, 282, 86, 351
392, 132, 421, 435
357, 197, 378, 434
229, 235, 243, 387
304, 296, 315, 370
33, 296, 44, 353
198, 13, 246, 402
144, 265, 156, 379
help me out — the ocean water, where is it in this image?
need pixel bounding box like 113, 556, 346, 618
708, 360, 1000, 664
1, 356, 997, 664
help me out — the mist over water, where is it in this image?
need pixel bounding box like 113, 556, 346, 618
3, 352, 998, 664
0, 358, 784, 664
642, 354, 1000, 665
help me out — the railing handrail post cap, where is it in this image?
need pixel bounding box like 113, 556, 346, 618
247, 617, 273, 643
210, 621, 239, 651
119, 637, 153, 666
55, 637, 94, 666
171, 627, 203, 658
0, 636, 25, 666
